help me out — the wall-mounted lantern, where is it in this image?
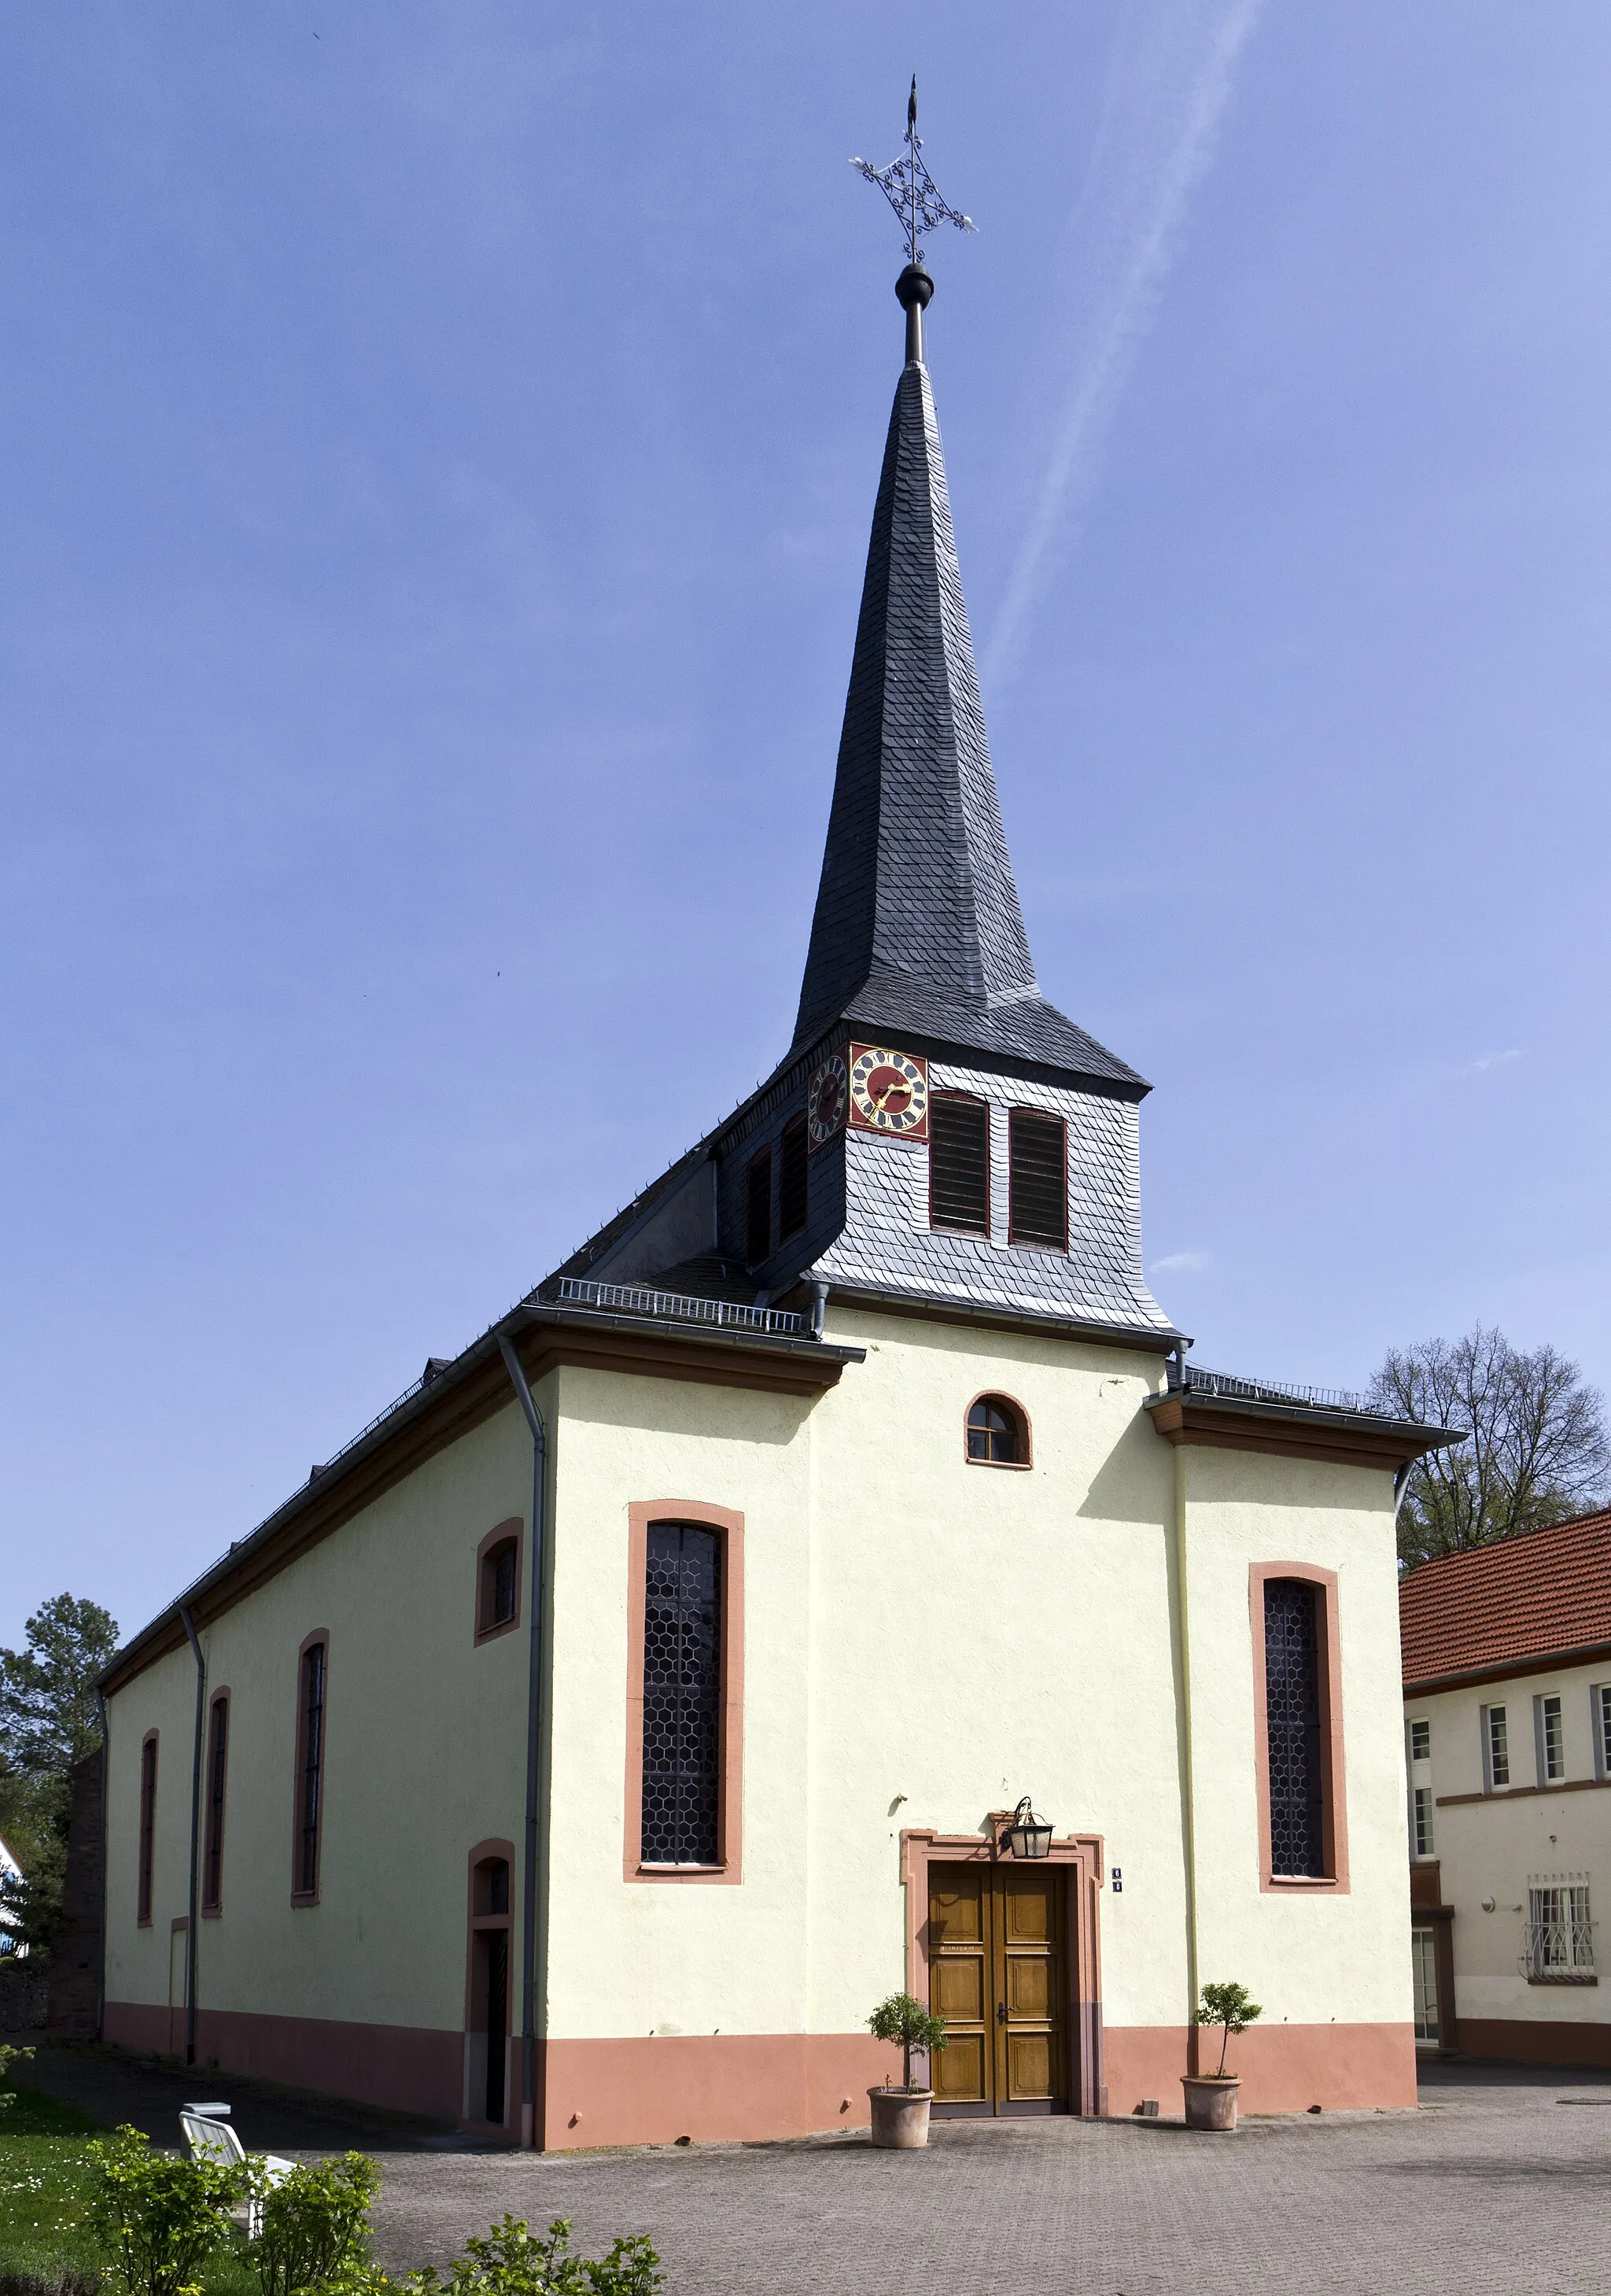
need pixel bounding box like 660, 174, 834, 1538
1004, 1797, 1052, 1859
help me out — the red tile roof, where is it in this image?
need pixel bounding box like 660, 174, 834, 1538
1400, 1508, 1611, 1689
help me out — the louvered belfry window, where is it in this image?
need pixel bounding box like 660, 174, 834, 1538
778, 1113, 809, 1242
1008, 1109, 1067, 1250
641, 1523, 723, 1866
930, 1094, 990, 1234
1265, 1579, 1325, 1877
745, 1147, 772, 1266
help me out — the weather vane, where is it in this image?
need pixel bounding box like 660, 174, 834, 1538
851, 77, 975, 270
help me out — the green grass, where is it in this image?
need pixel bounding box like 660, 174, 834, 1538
0, 2084, 106, 2285
0, 2087, 256, 2296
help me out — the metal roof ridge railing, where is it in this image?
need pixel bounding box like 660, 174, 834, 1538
556, 1275, 808, 1336
1179, 1363, 1381, 1417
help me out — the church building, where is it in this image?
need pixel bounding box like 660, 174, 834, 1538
98, 223, 1451, 2145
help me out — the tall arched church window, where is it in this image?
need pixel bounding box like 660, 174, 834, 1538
292, 1634, 329, 1904
641, 1523, 723, 1866
137, 1732, 158, 1926
201, 1694, 229, 1913
966, 1393, 1030, 1467
1263, 1580, 1325, 1877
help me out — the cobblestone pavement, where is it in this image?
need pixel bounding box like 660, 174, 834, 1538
27, 2048, 1611, 2294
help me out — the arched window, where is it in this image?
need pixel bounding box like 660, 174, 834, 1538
641, 1523, 723, 1866
476, 1522, 523, 1642
966, 1394, 1030, 1467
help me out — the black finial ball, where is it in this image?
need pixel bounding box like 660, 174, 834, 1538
895, 261, 934, 312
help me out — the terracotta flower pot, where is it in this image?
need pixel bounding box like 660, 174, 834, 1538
1181, 2075, 1241, 2131
868, 2086, 934, 2149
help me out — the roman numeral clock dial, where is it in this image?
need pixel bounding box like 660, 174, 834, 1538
847, 1044, 929, 1138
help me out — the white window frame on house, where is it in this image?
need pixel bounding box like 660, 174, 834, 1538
1413, 1786, 1435, 1859
1409, 1718, 1430, 1763
1593, 1684, 1611, 1783
1534, 1692, 1566, 1785
1524, 1874, 1594, 1980
1481, 1703, 1510, 1791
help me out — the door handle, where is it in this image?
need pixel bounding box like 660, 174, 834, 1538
997, 2002, 1007, 2025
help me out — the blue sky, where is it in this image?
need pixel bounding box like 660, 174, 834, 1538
5, 2, 1609, 1648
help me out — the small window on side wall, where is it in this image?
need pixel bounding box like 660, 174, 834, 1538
476, 1521, 522, 1641
966, 1393, 1030, 1467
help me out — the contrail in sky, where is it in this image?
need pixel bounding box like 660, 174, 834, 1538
983, 0, 1269, 687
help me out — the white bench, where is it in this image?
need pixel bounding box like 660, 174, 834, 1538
179, 2106, 294, 2238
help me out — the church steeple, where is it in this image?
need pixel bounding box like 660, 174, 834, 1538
791, 264, 1143, 1091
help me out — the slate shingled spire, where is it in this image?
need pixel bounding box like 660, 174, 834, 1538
792, 268, 1144, 1092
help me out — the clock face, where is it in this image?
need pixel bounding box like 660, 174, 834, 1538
848, 1043, 929, 1139
806, 1054, 849, 1150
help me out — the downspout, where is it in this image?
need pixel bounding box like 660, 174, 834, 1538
1167, 1343, 1202, 2080
94, 1689, 109, 2042
179, 1607, 205, 2067
498, 1333, 549, 2153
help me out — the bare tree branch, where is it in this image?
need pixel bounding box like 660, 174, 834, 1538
1374, 1327, 1610, 1571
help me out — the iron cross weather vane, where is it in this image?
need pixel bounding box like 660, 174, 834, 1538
851, 77, 975, 267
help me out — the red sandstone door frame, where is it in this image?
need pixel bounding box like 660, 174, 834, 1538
901, 1826, 1106, 2117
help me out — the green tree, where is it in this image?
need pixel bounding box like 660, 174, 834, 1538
1372, 1328, 1609, 1571
1192, 1981, 1263, 2078
866, 1991, 948, 2091
0, 1592, 118, 1954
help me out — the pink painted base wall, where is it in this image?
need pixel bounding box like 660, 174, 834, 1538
105, 2000, 464, 2123
544, 2034, 899, 2149
1104, 2021, 1418, 2116
105, 2002, 1415, 2143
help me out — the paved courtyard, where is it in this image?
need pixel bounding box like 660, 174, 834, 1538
25, 2048, 1611, 2294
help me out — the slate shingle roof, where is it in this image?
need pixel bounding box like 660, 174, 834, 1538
1399, 1508, 1611, 1688
791, 356, 1144, 1094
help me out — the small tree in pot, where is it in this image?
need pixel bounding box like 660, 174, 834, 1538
1182, 1981, 1262, 2130
866, 1993, 948, 2149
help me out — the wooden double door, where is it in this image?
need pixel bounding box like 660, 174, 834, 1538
927, 1862, 1070, 2115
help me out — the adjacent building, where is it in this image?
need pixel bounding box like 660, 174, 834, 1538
1401, 1508, 1611, 2064
95, 249, 1451, 2147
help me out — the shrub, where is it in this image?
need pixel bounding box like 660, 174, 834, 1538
87, 2124, 242, 2296
411, 2214, 662, 2296
866, 1993, 947, 2092
246, 2156, 380, 2296
0, 2046, 31, 2111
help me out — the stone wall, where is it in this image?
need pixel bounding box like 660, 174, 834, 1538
46, 1751, 104, 2039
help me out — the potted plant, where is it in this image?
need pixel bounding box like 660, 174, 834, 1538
1182, 1981, 1263, 2130
865, 1992, 947, 2149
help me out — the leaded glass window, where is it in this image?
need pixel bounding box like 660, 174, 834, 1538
298, 1643, 326, 1898
641, 1524, 722, 1866
1264, 1578, 1325, 1878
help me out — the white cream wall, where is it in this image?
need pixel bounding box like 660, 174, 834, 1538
1179, 1448, 1413, 2031
1410, 1667, 1611, 2028
544, 1308, 1410, 2048
105, 1638, 197, 2017
105, 1397, 538, 2033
